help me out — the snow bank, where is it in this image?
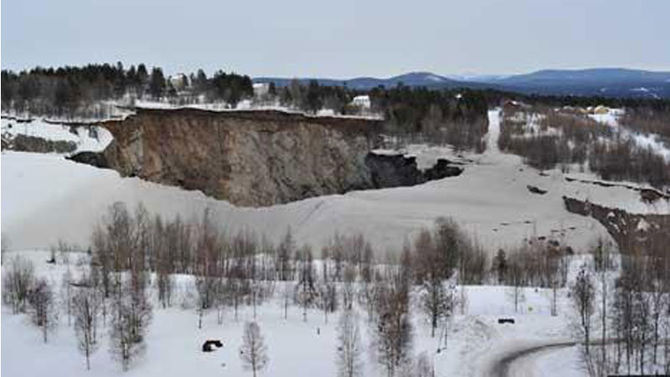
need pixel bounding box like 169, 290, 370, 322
132, 100, 383, 120
1, 117, 113, 153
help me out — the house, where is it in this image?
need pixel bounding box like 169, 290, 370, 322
169, 73, 188, 90
350, 95, 371, 109
253, 83, 271, 97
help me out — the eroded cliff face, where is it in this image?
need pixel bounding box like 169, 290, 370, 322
563, 196, 670, 255
71, 108, 463, 207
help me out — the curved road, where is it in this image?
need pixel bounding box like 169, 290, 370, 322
489, 341, 577, 377
488, 338, 629, 377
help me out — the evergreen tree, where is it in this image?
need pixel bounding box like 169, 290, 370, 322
148, 68, 166, 99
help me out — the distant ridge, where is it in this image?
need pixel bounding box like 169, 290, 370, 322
255, 68, 670, 99
254, 71, 492, 90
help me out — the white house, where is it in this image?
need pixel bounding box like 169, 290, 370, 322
169, 73, 188, 90
350, 95, 371, 109
253, 83, 271, 97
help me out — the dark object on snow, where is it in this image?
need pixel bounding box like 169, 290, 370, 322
498, 318, 515, 324
640, 188, 664, 203
365, 154, 463, 189
67, 151, 109, 169
202, 340, 223, 352
46, 257, 56, 264
70, 281, 92, 288
526, 185, 547, 195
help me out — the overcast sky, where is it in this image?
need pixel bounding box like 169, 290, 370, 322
2, 0, 669, 78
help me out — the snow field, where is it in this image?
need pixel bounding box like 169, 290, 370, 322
1, 117, 113, 153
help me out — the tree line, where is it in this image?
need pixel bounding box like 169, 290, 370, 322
1, 63, 254, 118
499, 105, 670, 188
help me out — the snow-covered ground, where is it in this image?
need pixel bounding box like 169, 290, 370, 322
132, 99, 384, 120
1, 117, 113, 153
5, 109, 664, 377
1, 249, 583, 377
6, 109, 665, 256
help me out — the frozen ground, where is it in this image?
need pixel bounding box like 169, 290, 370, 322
1, 250, 584, 377
3, 110, 645, 256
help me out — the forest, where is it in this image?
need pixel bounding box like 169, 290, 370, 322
498, 104, 670, 188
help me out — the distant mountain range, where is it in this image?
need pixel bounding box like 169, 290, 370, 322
255, 68, 670, 99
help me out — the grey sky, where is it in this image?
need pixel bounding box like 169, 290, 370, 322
2, 0, 669, 78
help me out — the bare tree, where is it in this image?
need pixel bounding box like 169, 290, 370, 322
91, 225, 112, 298
320, 280, 338, 324
194, 209, 222, 328
413, 229, 451, 337
438, 283, 458, 352
361, 242, 374, 284
153, 216, 175, 309
372, 275, 412, 377
277, 228, 295, 281
493, 249, 508, 284
1, 232, 9, 264
295, 244, 317, 321
73, 286, 101, 370
592, 240, 613, 377
240, 322, 269, 377
2, 256, 35, 313
342, 264, 356, 311
157, 270, 174, 309
109, 280, 152, 371
571, 267, 596, 359
226, 274, 247, 322
506, 256, 526, 313
61, 268, 74, 326
281, 282, 292, 320
337, 310, 362, 377
27, 278, 58, 342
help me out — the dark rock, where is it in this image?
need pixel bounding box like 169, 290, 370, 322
67, 151, 109, 168
424, 159, 464, 180
563, 196, 670, 256
364, 154, 463, 188
526, 185, 547, 195
365, 154, 424, 188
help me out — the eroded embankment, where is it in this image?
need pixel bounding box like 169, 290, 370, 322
69, 108, 464, 206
